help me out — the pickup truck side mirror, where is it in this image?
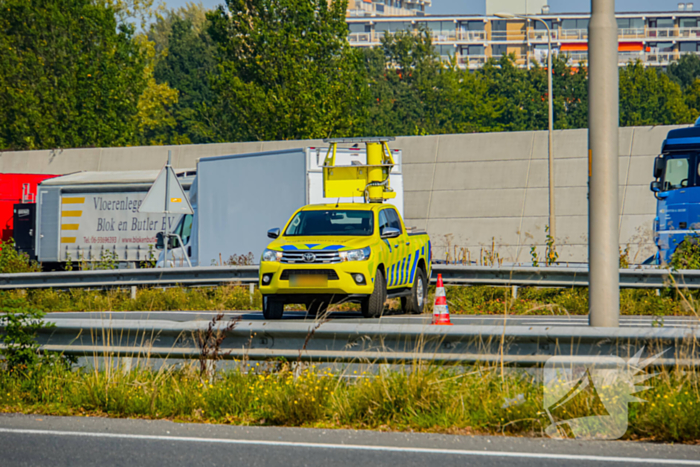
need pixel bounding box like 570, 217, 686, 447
267, 228, 280, 239
380, 227, 401, 239
169, 236, 180, 249
650, 180, 662, 193
653, 155, 664, 179
155, 232, 165, 250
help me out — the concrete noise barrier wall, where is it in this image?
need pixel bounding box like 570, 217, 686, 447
0, 125, 681, 263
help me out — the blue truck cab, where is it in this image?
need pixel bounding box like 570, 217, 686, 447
650, 123, 700, 263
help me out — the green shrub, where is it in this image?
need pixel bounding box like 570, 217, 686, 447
0, 240, 40, 274
670, 235, 700, 270
0, 297, 49, 370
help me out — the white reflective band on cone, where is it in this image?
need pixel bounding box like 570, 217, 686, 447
433, 305, 448, 315
435, 288, 446, 297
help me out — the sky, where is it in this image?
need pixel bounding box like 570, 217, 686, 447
161, 0, 692, 15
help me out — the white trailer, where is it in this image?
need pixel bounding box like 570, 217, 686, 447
160, 146, 404, 267
33, 170, 194, 266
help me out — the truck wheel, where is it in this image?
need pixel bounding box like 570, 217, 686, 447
306, 300, 329, 317
361, 269, 386, 318
402, 268, 427, 314
262, 296, 284, 320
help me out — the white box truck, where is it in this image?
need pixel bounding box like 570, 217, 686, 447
159, 146, 404, 267
28, 170, 195, 268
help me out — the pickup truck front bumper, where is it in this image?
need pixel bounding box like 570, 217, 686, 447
259, 261, 375, 302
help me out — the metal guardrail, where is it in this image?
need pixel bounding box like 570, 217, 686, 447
15, 317, 700, 367
0, 264, 699, 290
0, 266, 259, 289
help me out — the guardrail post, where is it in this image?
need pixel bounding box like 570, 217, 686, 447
249, 283, 255, 304
129, 262, 137, 300
512, 285, 519, 299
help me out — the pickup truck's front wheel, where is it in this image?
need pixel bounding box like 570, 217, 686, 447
262, 296, 284, 320
361, 269, 386, 318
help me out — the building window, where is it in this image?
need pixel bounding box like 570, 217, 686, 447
374, 21, 412, 34
680, 42, 700, 52
436, 45, 455, 57
617, 18, 644, 29
492, 20, 507, 31
492, 44, 508, 56
649, 18, 675, 28
461, 21, 485, 31
348, 24, 366, 34
680, 18, 698, 28
649, 42, 674, 52
464, 45, 485, 55
561, 18, 589, 30
533, 19, 554, 30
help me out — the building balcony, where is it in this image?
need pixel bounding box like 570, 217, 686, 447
457, 54, 487, 69
490, 31, 527, 42
646, 27, 679, 38
618, 28, 646, 39
457, 31, 487, 42
431, 31, 458, 41
528, 29, 558, 41
679, 27, 700, 38
348, 32, 377, 45
560, 28, 588, 40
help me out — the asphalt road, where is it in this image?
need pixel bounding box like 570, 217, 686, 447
46, 310, 700, 328
1, 414, 699, 467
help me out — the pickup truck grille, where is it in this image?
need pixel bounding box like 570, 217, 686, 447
280, 250, 341, 264
280, 269, 340, 280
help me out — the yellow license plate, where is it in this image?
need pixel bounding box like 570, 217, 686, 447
290, 275, 328, 287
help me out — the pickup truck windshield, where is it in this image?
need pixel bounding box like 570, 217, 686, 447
285, 210, 374, 236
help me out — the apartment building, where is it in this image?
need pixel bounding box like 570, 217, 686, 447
346, 0, 431, 17
347, 5, 700, 69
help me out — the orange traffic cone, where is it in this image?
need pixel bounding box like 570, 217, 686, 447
432, 273, 452, 325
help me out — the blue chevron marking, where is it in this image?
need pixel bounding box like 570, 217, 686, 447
400, 257, 407, 285
409, 251, 420, 284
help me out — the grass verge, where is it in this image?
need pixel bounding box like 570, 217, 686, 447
1, 361, 699, 442
2, 285, 700, 316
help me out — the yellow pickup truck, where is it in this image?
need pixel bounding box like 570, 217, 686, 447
259, 203, 431, 319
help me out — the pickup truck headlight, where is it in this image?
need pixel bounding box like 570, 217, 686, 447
340, 247, 371, 262
262, 249, 282, 262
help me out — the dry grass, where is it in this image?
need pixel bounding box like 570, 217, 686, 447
1, 360, 698, 442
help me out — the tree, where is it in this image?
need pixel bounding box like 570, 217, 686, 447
207, 0, 366, 141
619, 61, 693, 127
480, 54, 542, 132
667, 53, 700, 90
0, 0, 148, 150
152, 7, 217, 144
360, 28, 439, 136
137, 37, 182, 145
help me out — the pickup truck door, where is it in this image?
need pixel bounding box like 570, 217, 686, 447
381, 207, 411, 289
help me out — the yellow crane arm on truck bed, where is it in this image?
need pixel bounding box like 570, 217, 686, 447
322, 137, 396, 203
